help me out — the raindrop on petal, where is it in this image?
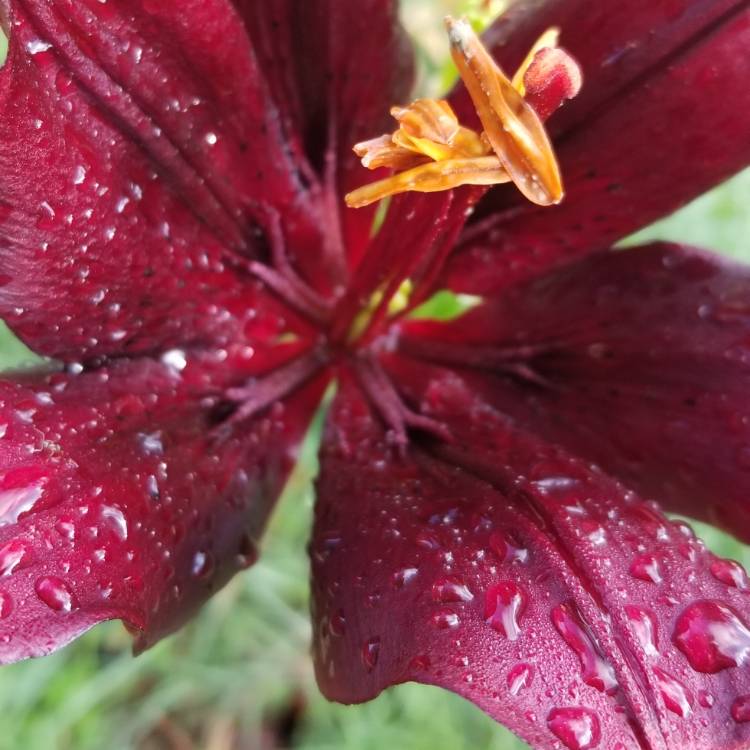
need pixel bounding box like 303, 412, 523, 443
361, 637, 380, 671
547, 707, 601, 750
673, 600, 750, 673
653, 667, 692, 717
485, 581, 527, 641
35, 576, 77, 613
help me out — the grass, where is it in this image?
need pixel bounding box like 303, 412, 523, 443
1, 2, 750, 748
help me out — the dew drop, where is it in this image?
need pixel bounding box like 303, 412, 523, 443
26, 39, 52, 55
698, 689, 714, 708
489, 532, 528, 563
161, 348, 187, 371
0, 539, 30, 576
432, 577, 474, 603
552, 603, 618, 693
547, 707, 601, 749
100, 505, 128, 541
0, 483, 44, 526
731, 695, 750, 723
236, 532, 258, 569
137, 431, 164, 455
432, 610, 461, 629
673, 600, 750, 672
329, 610, 346, 637
653, 667, 692, 717
625, 605, 658, 656
361, 637, 380, 671
484, 581, 527, 641
629, 553, 662, 584
0, 591, 12, 619
191, 550, 215, 579
35, 576, 76, 613
709, 558, 748, 590
392, 567, 418, 588
507, 663, 533, 696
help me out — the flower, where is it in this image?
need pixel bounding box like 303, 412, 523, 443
0, 1, 750, 748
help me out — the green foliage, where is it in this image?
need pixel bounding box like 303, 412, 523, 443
0, 1, 749, 748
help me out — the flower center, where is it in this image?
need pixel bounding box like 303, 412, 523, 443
230, 17, 583, 443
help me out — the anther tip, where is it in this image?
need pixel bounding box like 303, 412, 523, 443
444, 15, 472, 48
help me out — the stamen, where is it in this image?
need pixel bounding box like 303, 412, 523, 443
344, 16, 582, 209
446, 16, 562, 206
225, 349, 327, 425
354, 355, 451, 449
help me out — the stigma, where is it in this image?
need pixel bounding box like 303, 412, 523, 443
345, 17, 582, 209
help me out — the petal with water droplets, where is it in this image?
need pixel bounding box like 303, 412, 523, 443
312, 369, 750, 749
0, 0, 311, 359
402, 243, 750, 540
0, 356, 322, 662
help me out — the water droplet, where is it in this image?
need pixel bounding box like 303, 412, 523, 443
137, 431, 163, 455
432, 577, 474, 603
0, 591, 12, 619
161, 349, 187, 371
432, 610, 460, 629
100, 505, 128, 541
191, 550, 215, 578
236, 533, 258, 569
0, 539, 30, 576
673, 600, 750, 672
72, 165, 86, 185
710, 558, 748, 590
0, 483, 44, 526
625, 605, 658, 656
653, 667, 692, 717
629, 553, 662, 584
484, 581, 527, 641
547, 707, 601, 749
362, 637, 380, 671
392, 567, 418, 588
731, 695, 750, 723
698, 689, 714, 708
26, 39, 52, 55
489, 531, 528, 563
552, 603, 618, 694
507, 663, 533, 696
35, 577, 76, 613
329, 610, 346, 637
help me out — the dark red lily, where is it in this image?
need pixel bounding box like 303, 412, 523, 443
1, 1, 750, 748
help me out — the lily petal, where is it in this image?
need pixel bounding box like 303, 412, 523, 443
402, 243, 750, 539
0, 0, 312, 358
313, 372, 750, 750
444, 0, 750, 294
236, 0, 414, 272
0, 354, 324, 662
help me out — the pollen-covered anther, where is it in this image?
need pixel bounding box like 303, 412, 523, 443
345, 18, 582, 209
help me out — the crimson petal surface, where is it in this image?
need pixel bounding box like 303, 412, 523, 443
312, 372, 750, 750
235, 0, 414, 277
0, 354, 323, 661
403, 243, 750, 538
0, 0, 311, 359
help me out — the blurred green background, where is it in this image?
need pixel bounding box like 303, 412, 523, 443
1, 1, 750, 748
